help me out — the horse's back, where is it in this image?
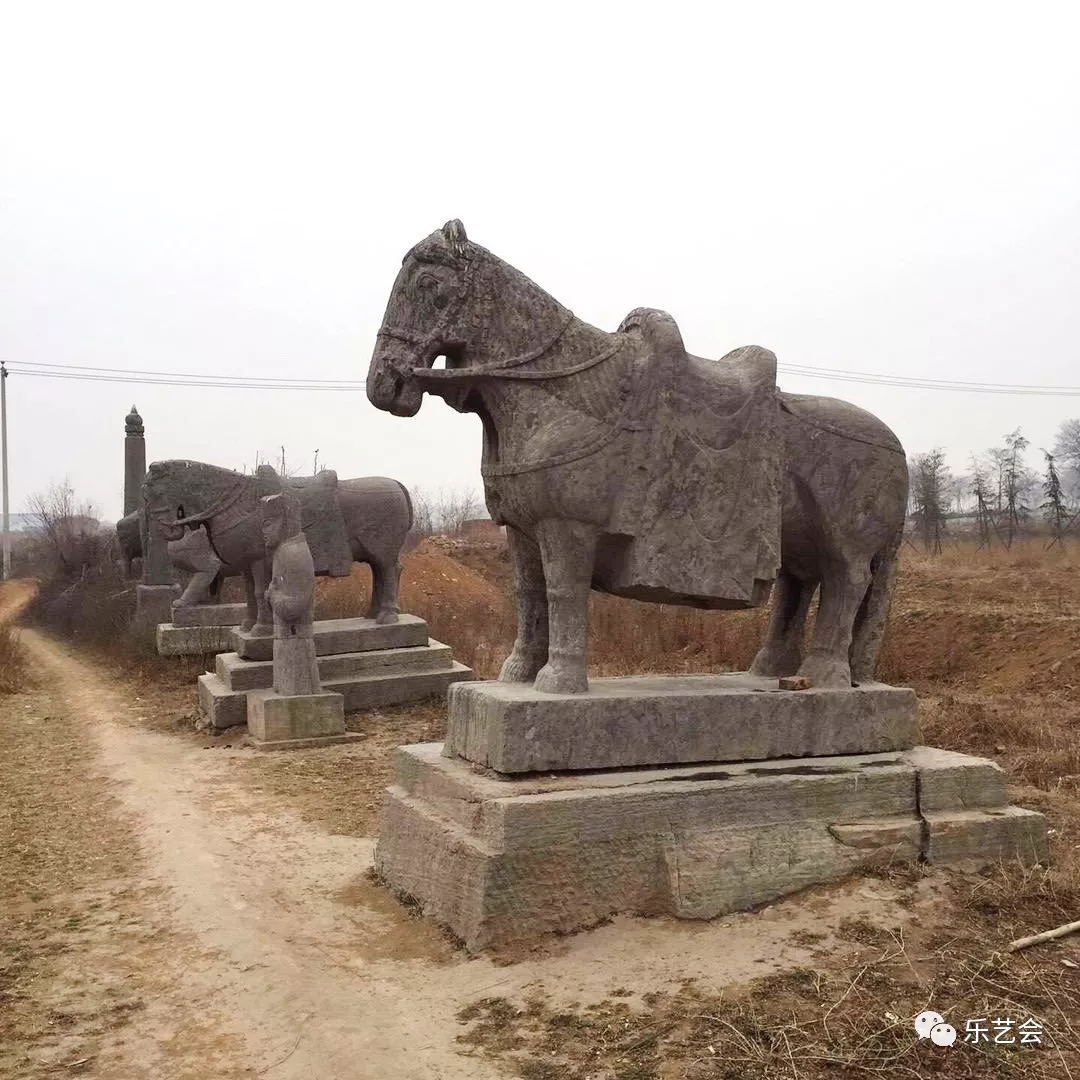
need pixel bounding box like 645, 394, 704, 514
338, 477, 413, 549
777, 391, 908, 559
779, 391, 905, 457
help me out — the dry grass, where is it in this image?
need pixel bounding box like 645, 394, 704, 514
0, 623, 32, 694
15, 534, 1080, 1078
0, 685, 147, 1078
232, 700, 448, 837
457, 934, 1080, 1079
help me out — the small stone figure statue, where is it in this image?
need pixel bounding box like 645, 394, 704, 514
260, 491, 321, 696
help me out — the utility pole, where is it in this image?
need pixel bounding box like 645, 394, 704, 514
2, 363, 9, 580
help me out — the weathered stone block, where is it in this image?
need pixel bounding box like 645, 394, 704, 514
198, 648, 473, 730
233, 614, 429, 661
905, 746, 1008, 812
216, 640, 456, 692
171, 602, 248, 628
133, 583, 178, 630
157, 624, 238, 657
374, 743, 1048, 952
198, 673, 244, 729
445, 674, 919, 773
923, 807, 1048, 865
246, 689, 348, 744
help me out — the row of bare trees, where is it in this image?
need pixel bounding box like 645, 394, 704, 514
909, 419, 1080, 552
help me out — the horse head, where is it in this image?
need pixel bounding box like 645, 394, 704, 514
368, 219, 574, 418
368, 219, 479, 416
143, 460, 247, 542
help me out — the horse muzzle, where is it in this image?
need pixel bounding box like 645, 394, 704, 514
367, 352, 425, 417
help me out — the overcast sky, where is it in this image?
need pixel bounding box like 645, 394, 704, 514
2, 2, 1079, 522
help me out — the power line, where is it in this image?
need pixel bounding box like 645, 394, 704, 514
8, 358, 360, 385
3, 358, 1080, 396
11, 370, 364, 391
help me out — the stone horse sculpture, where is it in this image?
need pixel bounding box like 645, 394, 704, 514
367, 220, 908, 694
115, 510, 143, 578
142, 461, 413, 633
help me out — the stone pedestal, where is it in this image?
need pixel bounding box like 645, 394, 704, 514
133, 583, 179, 631
445, 674, 918, 773
198, 614, 473, 729
156, 602, 249, 656
246, 688, 360, 750
375, 678, 1049, 953
173, 602, 249, 628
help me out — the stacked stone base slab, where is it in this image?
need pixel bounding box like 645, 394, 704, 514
247, 688, 361, 750
198, 614, 473, 729
376, 742, 1047, 952
157, 603, 250, 657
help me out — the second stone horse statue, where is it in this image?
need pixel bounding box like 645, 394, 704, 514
142, 460, 414, 633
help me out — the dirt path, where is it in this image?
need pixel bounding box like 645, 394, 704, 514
3, 582, 945, 1079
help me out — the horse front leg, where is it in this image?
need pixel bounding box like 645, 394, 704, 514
241, 568, 257, 631
533, 519, 597, 695
750, 572, 816, 678
499, 526, 549, 683
250, 558, 274, 637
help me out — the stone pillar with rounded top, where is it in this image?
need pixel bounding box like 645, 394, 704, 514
123, 405, 145, 516
245, 490, 357, 750
130, 410, 179, 634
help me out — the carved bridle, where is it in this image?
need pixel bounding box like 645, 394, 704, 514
376, 248, 624, 384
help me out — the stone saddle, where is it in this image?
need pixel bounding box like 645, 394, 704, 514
606, 309, 781, 608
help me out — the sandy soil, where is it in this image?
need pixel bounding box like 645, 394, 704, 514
0, 579, 960, 1080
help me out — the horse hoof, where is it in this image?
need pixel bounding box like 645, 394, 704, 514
749, 648, 801, 678
534, 662, 588, 695
795, 654, 852, 689
498, 651, 546, 683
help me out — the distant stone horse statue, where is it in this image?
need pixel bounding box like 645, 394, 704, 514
142, 461, 413, 633
367, 220, 908, 694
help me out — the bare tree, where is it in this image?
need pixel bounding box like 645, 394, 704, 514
909, 449, 951, 554
408, 486, 486, 538
1054, 418, 1080, 470
948, 473, 968, 515
1054, 418, 1080, 498
243, 449, 307, 479
969, 456, 1000, 550
1001, 428, 1034, 548
1040, 451, 1072, 548
26, 479, 108, 578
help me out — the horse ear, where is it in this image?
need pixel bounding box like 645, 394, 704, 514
442, 219, 468, 255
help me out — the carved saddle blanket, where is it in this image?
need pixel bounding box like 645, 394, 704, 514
257, 467, 353, 577
606, 309, 781, 609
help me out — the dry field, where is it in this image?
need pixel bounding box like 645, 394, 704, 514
1, 536, 1078, 1079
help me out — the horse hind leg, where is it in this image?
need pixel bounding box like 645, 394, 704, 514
750, 572, 816, 678
796, 559, 872, 689
369, 558, 402, 624
849, 538, 901, 684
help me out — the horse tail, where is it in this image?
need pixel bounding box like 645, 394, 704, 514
849, 529, 902, 684
394, 479, 414, 533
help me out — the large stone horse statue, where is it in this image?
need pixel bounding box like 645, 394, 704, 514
367, 220, 909, 695
142, 461, 413, 633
